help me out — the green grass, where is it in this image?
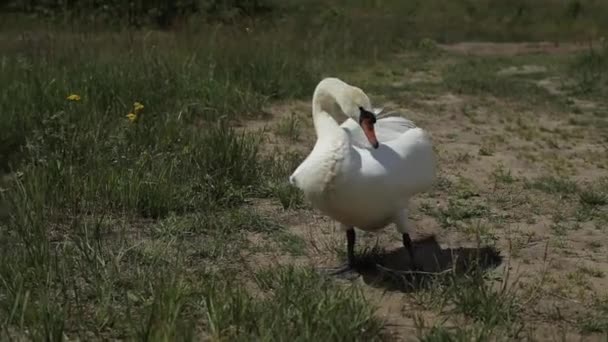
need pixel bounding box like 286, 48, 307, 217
578, 179, 608, 207
425, 190, 490, 230
525, 175, 579, 196
419, 326, 494, 342
442, 56, 561, 107
2, 0, 608, 340
414, 266, 523, 341
569, 41, 608, 99
0, 179, 375, 339
577, 296, 608, 334
492, 165, 516, 185
274, 112, 302, 141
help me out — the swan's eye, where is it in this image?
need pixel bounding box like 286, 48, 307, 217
358, 107, 376, 124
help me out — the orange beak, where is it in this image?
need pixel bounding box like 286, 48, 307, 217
359, 107, 379, 149
360, 117, 379, 148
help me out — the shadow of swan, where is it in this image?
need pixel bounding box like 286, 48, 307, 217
351, 235, 503, 292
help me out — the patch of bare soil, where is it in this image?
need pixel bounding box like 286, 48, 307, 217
241, 46, 608, 340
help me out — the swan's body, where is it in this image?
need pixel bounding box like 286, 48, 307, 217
289, 77, 436, 273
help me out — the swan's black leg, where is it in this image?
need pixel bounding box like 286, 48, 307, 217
402, 233, 421, 271
317, 228, 359, 279
346, 228, 356, 266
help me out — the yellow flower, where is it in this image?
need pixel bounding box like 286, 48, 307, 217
133, 102, 144, 114
66, 94, 81, 101
126, 112, 137, 123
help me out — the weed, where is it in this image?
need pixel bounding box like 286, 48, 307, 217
525, 175, 578, 196
413, 264, 523, 340
578, 296, 608, 334
275, 231, 307, 256
579, 188, 608, 207
137, 275, 194, 341
569, 41, 608, 98
462, 221, 499, 247
275, 112, 302, 141
579, 265, 605, 279
418, 325, 495, 342
450, 273, 520, 328
273, 182, 304, 209
478, 145, 494, 156
454, 152, 473, 163
551, 213, 581, 236
434, 198, 489, 228
492, 165, 516, 185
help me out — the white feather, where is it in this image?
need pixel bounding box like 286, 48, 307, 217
341, 115, 417, 148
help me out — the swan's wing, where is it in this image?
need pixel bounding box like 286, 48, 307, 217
341, 114, 417, 148
374, 115, 418, 141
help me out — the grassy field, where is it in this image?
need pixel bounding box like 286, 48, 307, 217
1, 0, 608, 340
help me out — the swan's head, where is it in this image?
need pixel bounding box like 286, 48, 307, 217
358, 107, 379, 149
341, 86, 379, 149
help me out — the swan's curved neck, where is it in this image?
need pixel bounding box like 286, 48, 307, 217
311, 78, 350, 140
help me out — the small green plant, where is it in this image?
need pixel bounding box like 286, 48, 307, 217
578, 265, 605, 279
479, 145, 494, 156
577, 296, 608, 334
450, 274, 520, 328
419, 325, 492, 342
434, 198, 489, 228
275, 231, 307, 255
455, 152, 473, 163
525, 175, 578, 196
492, 165, 515, 184
569, 41, 608, 97
579, 188, 608, 207
275, 112, 302, 141
273, 182, 304, 209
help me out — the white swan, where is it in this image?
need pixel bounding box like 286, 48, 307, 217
289, 77, 436, 275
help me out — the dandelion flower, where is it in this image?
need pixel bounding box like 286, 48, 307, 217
66, 94, 81, 101
126, 112, 137, 123
133, 102, 144, 114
